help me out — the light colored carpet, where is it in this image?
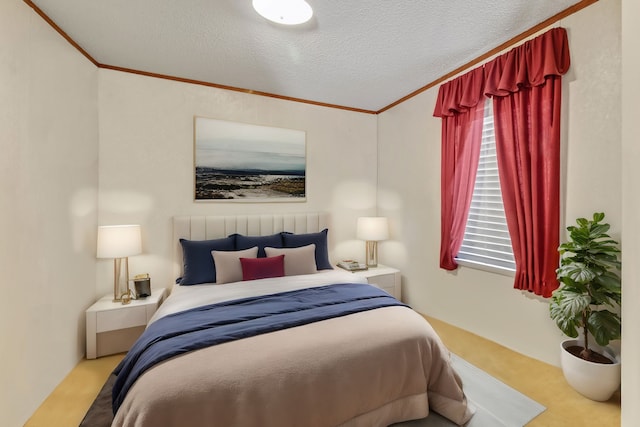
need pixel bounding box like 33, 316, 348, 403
395, 353, 545, 427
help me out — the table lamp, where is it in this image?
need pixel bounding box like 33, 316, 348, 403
97, 225, 142, 302
357, 217, 389, 267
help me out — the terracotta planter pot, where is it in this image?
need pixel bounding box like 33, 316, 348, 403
560, 339, 621, 401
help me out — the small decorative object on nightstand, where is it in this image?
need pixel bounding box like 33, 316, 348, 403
86, 288, 166, 359
133, 273, 152, 298
337, 260, 368, 272
352, 264, 401, 300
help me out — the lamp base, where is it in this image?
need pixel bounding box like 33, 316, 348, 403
365, 240, 378, 268
112, 257, 131, 302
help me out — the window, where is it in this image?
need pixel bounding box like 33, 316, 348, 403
455, 99, 515, 274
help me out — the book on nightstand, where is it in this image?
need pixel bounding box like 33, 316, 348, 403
337, 260, 368, 272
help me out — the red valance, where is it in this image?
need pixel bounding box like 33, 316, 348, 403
433, 66, 485, 117
484, 27, 570, 97
433, 27, 570, 116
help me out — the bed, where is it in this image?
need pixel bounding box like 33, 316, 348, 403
111, 213, 474, 427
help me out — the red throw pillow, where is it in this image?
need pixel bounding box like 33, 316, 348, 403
240, 255, 285, 281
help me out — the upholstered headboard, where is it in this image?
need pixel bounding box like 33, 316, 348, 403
172, 212, 330, 280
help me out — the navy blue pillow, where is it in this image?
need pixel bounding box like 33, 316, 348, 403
232, 233, 283, 258
179, 236, 236, 285
281, 229, 333, 270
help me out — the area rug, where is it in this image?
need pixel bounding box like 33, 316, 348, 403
394, 354, 546, 427
80, 353, 545, 427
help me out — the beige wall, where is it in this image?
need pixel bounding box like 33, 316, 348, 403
96, 70, 379, 296
377, 0, 621, 367
621, 0, 639, 424
0, 1, 99, 426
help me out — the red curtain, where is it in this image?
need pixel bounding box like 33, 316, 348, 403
485, 27, 569, 297
434, 27, 570, 296
434, 67, 485, 270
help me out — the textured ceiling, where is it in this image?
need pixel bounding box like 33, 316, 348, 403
29, 0, 584, 112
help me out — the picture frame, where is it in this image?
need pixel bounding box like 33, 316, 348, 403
194, 117, 306, 202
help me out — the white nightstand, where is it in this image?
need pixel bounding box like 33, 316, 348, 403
351, 265, 401, 300
86, 288, 166, 359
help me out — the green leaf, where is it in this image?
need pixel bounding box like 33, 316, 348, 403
550, 289, 590, 319
589, 223, 610, 238
593, 212, 605, 222
590, 287, 616, 307
563, 291, 590, 317
576, 218, 589, 228
549, 297, 580, 338
563, 263, 597, 284
587, 310, 621, 346
594, 272, 621, 293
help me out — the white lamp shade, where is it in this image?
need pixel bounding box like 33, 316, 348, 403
252, 0, 313, 25
357, 217, 389, 241
97, 225, 142, 259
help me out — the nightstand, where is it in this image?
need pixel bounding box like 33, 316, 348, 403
352, 265, 401, 300
86, 288, 166, 359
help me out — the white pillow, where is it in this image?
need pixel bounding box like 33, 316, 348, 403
264, 244, 317, 276
212, 247, 259, 284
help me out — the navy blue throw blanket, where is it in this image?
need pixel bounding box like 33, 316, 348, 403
112, 283, 407, 414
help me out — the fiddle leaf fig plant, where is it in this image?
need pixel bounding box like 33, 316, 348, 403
549, 212, 621, 361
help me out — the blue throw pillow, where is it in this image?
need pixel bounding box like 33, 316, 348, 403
232, 233, 283, 258
179, 236, 236, 285
281, 229, 333, 270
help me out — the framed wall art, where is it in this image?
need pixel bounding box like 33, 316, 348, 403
194, 117, 306, 202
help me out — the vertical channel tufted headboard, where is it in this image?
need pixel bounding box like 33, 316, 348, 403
172, 212, 330, 281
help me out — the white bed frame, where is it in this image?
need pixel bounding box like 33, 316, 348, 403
172, 212, 329, 280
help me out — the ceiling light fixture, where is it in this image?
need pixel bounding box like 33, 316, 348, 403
252, 0, 313, 25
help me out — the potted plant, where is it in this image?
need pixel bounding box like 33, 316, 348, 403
549, 212, 621, 401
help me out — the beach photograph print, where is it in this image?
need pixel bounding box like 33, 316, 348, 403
194, 117, 306, 201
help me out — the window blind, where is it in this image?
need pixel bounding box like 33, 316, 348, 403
456, 99, 516, 272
